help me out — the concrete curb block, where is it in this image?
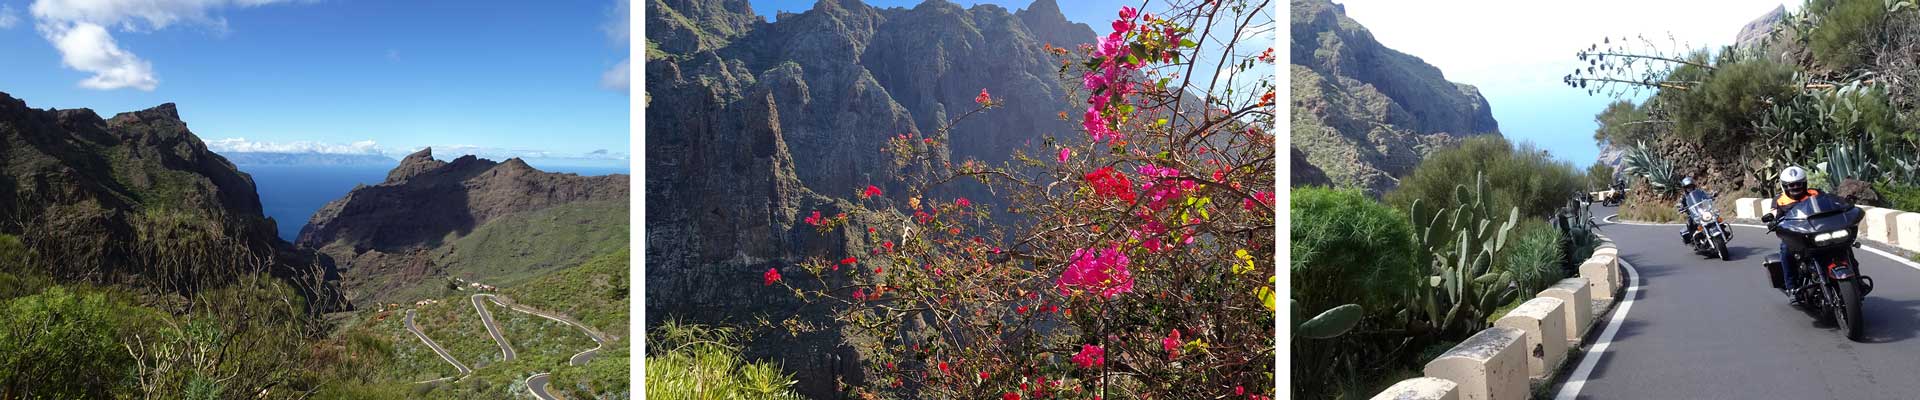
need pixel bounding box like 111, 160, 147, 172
1581, 256, 1619, 301
1495, 297, 1567, 379
1864, 207, 1900, 244
1898, 212, 1920, 253
1736, 198, 1764, 219
1425, 326, 1529, 400
1370, 377, 1461, 400
1538, 278, 1592, 345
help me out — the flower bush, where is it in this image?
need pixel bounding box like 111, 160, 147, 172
769, 1, 1276, 398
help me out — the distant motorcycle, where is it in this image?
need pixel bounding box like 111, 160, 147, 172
1680, 190, 1732, 261
1762, 195, 1873, 341
1601, 179, 1626, 207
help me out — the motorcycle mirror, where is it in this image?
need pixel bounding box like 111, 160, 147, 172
1761, 213, 1775, 223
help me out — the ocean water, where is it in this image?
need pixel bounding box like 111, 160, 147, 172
242, 164, 630, 241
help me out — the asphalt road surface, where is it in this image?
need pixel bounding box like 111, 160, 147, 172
528, 373, 559, 400
1558, 205, 1920, 399
404, 310, 472, 376
472, 294, 517, 361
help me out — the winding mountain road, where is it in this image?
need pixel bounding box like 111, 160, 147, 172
1555, 205, 1920, 399
527, 373, 558, 400
472, 294, 517, 361
404, 309, 472, 376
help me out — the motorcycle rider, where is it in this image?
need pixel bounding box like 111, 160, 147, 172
1764, 166, 1823, 297
1676, 176, 1700, 244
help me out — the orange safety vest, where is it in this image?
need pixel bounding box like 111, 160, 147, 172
1775, 188, 1823, 208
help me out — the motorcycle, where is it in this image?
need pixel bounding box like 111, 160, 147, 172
1680, 190, 1732, 260
1762, 194, 1874, 341
1601, 180, 1626, 207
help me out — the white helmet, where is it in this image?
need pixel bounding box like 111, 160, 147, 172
1780, 166, 1807, 184
1681, 176, 1694, 187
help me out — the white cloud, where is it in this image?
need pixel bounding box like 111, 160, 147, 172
417, 145, 630, 162
0, 5, 20, 29
28, 0, 299, 91
601, 58, 629, 91
43, 22, 157, 90
206, 138, 387, 155
600, 0, 628, 93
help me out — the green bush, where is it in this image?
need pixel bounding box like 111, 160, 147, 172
1806, 0, 1889, 71
1290, 187, 1421, 399
1670, 57, 1798, 148
645, 320, 803, 400
1500, 219, 1566, 295
1877, 183, 1920, 211
1388, 136, 1585, 220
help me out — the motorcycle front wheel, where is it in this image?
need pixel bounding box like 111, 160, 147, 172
1838, 279, 1866, 341
1712, 235, 1730, 261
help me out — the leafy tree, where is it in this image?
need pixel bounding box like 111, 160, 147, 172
1387, 136, 1584, 220
1803, 0, 1890, 71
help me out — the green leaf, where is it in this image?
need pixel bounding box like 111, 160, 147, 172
1180, 38, 1197, 48
1297, 304, 1363, 339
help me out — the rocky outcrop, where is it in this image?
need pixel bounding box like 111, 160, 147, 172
0, 92, 343, 311
1735, 5, 1787, 51
1289, 0, 1499, 193
297, 148, 628, 304
646, 0, 1097, 395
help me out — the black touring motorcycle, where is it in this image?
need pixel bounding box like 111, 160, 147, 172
1680, 190, 1733, 260
1761, 194, 1874, 341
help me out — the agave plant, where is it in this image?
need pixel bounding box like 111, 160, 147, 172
1291, 301, 1363, 339
1621, 141, 1679, 192
1815, 137, 1878, 190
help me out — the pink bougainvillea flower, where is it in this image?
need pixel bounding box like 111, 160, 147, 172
979, 371, 989, 380
1058, 147, 1072, 164
763, 268, 781, 286
861, 185, 884, 199
882, 241, 895, 252
852, 288, 867, 301
841, 257, 858, 265
1071, 344, 1106, 369
1016, 305, 1029, 314
956, 197, 971, 208
1163, 329, 1182, 358
1003, 393, 1020, 400
938, 361, 951, 375
1236, 386, 1246, 395
1056, 245, 1135, 299
803, 211, 822, 226
975, 88, 992, 105
1118, 5, 1137, 20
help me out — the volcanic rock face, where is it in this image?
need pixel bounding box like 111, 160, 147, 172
297, 148, 629, 305
645, 0, 1094, 394
1289, 0, 1500, 194
0, 92, 343, 310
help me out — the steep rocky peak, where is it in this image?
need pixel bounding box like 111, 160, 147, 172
386, 147, 449, 182
110, 102, 180, 123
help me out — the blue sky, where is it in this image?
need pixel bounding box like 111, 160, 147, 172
0, 0, 630, 168
1334, 0, 1797, 167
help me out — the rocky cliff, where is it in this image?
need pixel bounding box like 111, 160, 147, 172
297, 148, 629, 306
0, 92, 343, 310
645, 0, 1095, 394
1289, 0, 1500, 193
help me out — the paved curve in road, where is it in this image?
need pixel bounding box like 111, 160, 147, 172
527, 373, 558, 400
472, 294, 517, 361
485, 295, 610, 366
404, 310, 473, 376
1557, 205, 1920, 399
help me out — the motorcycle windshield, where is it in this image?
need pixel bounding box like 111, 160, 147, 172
1776, 195, 1864, 234
1683, 190, 1712, 207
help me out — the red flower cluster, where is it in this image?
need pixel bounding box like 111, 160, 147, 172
860, 185, 883, 199
1071, 344, 1105, 369
975, 88, 993, 105
1162, 328, 1182, 359
803, 211, 824, 226
763, 268, 781, 286
1084, 167, 1136, 204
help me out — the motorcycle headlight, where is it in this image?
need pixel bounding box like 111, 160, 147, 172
1815, 230, 1851, 244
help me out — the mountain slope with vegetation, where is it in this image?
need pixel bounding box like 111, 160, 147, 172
1289, 0, 1501, 193
298, 148, 629, 306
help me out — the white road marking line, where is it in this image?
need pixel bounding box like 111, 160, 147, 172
1554, 257, 1642, 400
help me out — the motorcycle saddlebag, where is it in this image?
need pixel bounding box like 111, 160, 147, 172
1762, 255, 1784, 289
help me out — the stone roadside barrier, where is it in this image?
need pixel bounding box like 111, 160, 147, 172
1494, 297, 1567, 379
1369, 235, 1621, 400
